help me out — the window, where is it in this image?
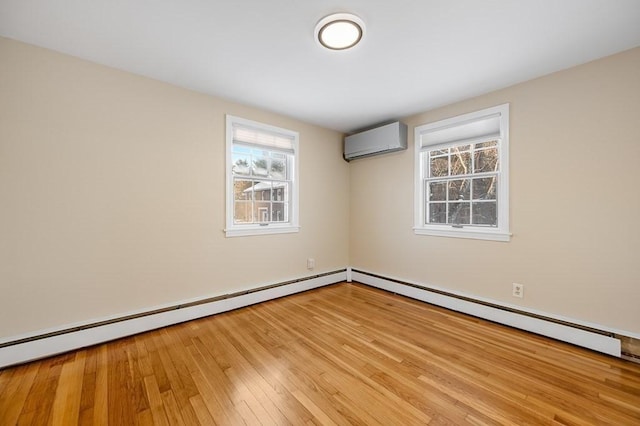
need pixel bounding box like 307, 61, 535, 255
414, 104, 510, 241
225, 115, 299, 237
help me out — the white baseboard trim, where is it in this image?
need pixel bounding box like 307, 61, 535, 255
2, 267, 628, 368
0, 270, 347, 369
351, 269, 621, 357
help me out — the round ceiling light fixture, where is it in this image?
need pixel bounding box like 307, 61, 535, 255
315, 13, 365, 51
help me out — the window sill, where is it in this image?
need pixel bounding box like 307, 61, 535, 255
225, 225, 300, 238
413, 226, 511, 242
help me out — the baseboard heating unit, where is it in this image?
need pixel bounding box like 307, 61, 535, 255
349, 268, 623, 358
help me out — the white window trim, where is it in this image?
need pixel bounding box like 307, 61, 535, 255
414, 104, 511, 242
225, 115, 300, 237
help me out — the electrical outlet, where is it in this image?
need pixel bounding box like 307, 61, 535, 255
307, 258, 315, 270
512, 283, 524, 298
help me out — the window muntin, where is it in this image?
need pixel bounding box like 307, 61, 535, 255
414, 104, 510, 241
226, 115, 299, 237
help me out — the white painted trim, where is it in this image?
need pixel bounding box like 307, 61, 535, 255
224, 225, 300, 237
414, 103, 511, 241
351, 270, 621, 357
346, 267, 352, 282
0, 270, 346, 368
225, 114, 300, 238
413, 227, 511, 242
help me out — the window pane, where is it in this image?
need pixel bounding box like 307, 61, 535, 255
448, 179, 470, 201
252, 150, 269, 177
272, 183, 289, 202
232, 154, 251, 175
429, 181, 446, 201
255, 203, 270, 223
430, 155, 448, 177
234, 201, 253, 223
234, 179, 254, 201
450, 149, 471, 176
474, 147, 499, 173
271, 202, 287, 222
472, 201, 497, 226
472, 177, 497, 200
448, 202, 470, 225
429, 148, 448, 156
232, 145, 252, 155
270, 153, 287, 179
252, 181, 271, 202
475, 140, 497, 149
428, 202, 446, 224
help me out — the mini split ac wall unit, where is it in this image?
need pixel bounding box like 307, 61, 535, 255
344, 121, 408, 161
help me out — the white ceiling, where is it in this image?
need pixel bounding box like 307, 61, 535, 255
1, 0, 639, 133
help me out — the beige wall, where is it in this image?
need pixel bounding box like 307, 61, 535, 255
0, 37, 349, 338
350, 47, 640, 334
1, 35, 638, 341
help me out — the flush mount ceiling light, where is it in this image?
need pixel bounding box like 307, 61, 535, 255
315, 13, 365, 51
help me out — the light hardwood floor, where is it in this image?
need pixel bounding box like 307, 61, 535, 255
1, 282, 639, 425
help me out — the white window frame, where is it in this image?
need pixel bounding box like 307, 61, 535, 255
225, 115, 300, 237
414, 104, 511, 241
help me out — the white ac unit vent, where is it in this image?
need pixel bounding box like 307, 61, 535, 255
344, 121, 408, 161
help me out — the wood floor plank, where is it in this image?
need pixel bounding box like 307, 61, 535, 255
187, 338, 238, 411
143, 374, 170, 426
187, 360, 240, 425
93, 345, 110, 426
155, 329, 199, 424
212, 313, 311, 425
239, 313, 362, 425
188, 394, 217, 426
136, 408, 155, 426
106, 339, 139, 425
1, 282, 640, 425
0, 362, 39, 425
18, 359, 63, 425
50, 352, 86, 425
290, 389, 338, 426
0, 368, 14, 397
77, 348, 97, 425
258, 297, 435, 425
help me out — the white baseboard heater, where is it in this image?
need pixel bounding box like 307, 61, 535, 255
2, 268, 635, 368
0, 270, 347, 368
350, 268, 622, 357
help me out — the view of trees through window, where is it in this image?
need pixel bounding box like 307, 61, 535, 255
425, 140, 499, 226
232, 145, 290, 224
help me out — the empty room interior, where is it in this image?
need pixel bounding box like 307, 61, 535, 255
1, 1, 640, 424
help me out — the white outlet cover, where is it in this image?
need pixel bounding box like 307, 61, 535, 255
512, 283, 524, 298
